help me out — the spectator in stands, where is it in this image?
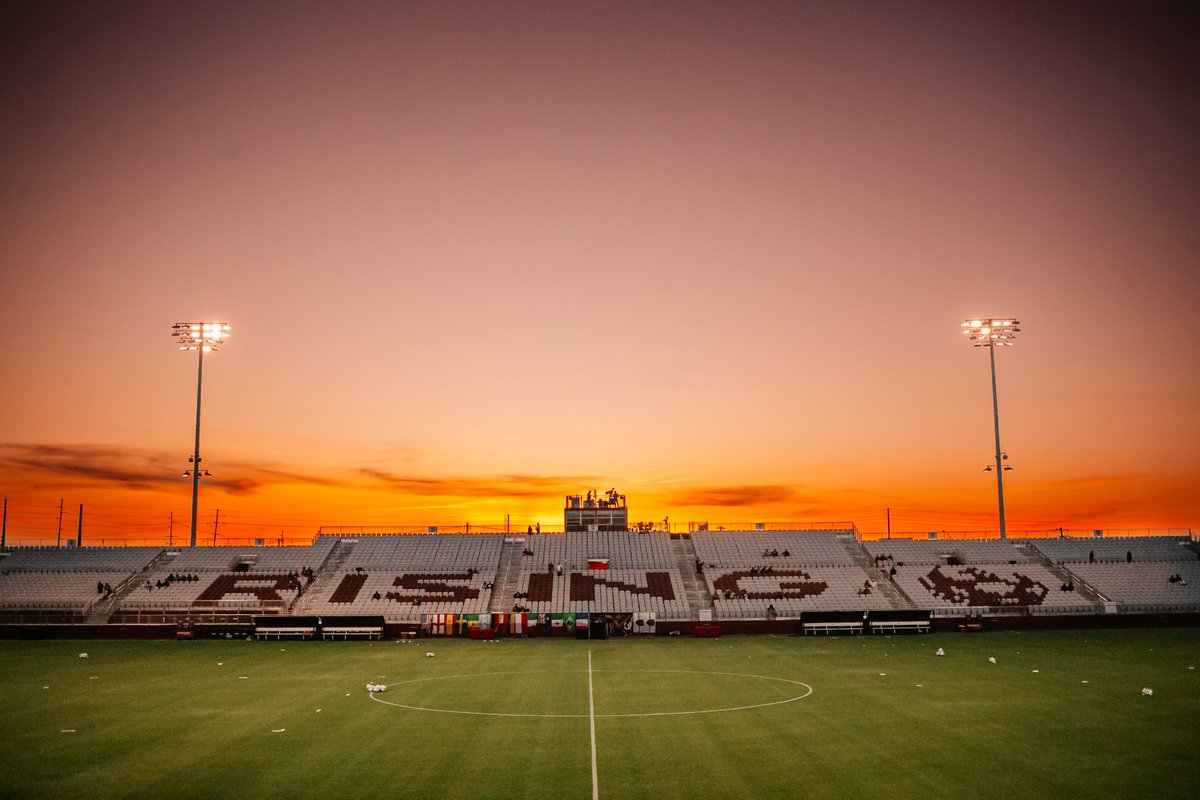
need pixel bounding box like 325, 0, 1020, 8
782, 549, 790, 558
97, 581, 105, 594
1089, 550, 1095, 563
556, 562, 563, 576
373, 591, 381, 600
527, 525, 533, 535
1127, 551, 1133, 563
766, 604, 776, 619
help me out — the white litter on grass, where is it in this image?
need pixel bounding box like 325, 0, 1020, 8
1081, 680, 1089, 684
1032, 670, 1039, 673
61, 729, 76, 733
271, 728, 286, 733
217, 662, 224, 666
315, 709, 322, 713
916, 684, 923, 688
89, 676, 98, 680
879, 673, 886, 676
238, 676, 249, 680
42, 686, 49, 690
988, 657, 996, 664
78, 653, 88, 659
1141, 687, 1154, 696
425, 652, 435, 658
936, 648, 945, 656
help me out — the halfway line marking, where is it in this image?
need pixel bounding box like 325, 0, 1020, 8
588, 651, 599, 800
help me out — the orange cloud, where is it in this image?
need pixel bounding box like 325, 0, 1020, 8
358, 469, 597, 499
662, 484, 809, 508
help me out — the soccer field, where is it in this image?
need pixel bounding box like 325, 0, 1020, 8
1, 629, 1197, 800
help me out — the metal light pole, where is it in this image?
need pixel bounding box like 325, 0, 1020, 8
173, 322, 230, 547
962, 318, 1019, 539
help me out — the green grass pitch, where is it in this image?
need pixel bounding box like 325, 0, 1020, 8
1, 629, 1197, 799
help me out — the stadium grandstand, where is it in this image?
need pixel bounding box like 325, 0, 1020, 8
1, 495, 1197, 637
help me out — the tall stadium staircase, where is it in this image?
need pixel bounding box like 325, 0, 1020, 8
846, 537, 911, 609
670, 535, 712, 618
487, 537, 525, 614
290, 539, 353, 615
83, 548, 173, 623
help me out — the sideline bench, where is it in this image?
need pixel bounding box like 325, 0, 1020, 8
322, 625, 383, 640
869, 619, 930, 634
803, 620, 864, 635
255, 626, 313, 640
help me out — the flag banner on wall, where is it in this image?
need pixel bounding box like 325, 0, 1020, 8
422, 614, 455, 636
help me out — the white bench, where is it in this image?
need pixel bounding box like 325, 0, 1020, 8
869, 620, 930, 634
255, 626, 313, 640
322, 625, 383, 640
803, 621, 864, 635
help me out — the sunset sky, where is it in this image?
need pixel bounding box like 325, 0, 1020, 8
1, 2, 1197, 545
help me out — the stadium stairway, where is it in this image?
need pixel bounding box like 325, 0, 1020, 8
847, 538, 911, 609
487, 538, 525, 614
85, 548, 172, 623
290, 539, 354, 616
1030, 547, 1107, 608
671, 535, 712, 617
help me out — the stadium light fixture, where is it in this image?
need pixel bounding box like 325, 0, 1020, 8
172, 322, 230, 547
962, 318, 1020, 539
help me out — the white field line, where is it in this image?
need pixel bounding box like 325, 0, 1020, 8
588, 650, 599, 800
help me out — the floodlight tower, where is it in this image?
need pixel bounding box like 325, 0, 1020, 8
172, 322, 230, 547
961, 318, 1019, 539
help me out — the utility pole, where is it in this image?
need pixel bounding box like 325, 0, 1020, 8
168, 511, 174, 547
1, 498, 6, 548
77, 504, 83, 547
887, 508, 891, 540
56, 499, 64, 547
212, 508, 221, 547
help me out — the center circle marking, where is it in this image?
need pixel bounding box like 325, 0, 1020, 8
369, 669, 813, 718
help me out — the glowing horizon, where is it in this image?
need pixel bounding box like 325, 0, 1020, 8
1, 4, 1197, 544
